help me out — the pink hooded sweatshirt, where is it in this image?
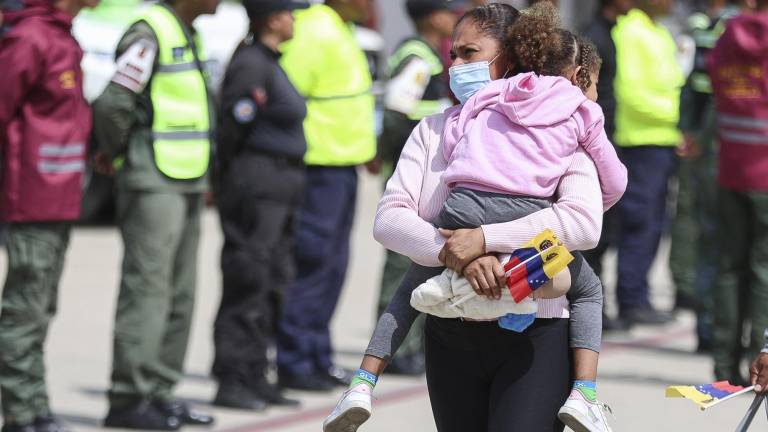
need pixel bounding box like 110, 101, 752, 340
442, 73, 627, 210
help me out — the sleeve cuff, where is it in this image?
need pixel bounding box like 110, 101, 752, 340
481, 223, 526, 253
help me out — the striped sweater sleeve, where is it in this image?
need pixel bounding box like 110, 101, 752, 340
481, 149, 604, 253
373, 117, 446, 267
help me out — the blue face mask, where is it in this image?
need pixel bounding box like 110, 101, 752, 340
449, 54, 500, 105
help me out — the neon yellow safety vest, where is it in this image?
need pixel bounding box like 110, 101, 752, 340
280, 4, 376, 166
138, 4, 211, 180
612, 9, 684, 147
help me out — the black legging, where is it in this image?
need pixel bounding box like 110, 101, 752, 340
425, 317, 570, 432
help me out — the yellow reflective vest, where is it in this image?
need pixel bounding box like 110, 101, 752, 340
612, 9, 684, 147
138, 4, 211, 179
280, 4, 376, 166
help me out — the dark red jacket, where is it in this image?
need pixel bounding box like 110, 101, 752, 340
0, 0, 91, 222
708, 12, 768, 192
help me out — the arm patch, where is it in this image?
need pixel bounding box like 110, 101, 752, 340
111, 39, 157, 94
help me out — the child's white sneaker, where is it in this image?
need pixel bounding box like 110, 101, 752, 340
323, 384, 372, 432
557, 389, 613, 432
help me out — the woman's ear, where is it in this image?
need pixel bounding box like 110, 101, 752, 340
568, 66, 582, 85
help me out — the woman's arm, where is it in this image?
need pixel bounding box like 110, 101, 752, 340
441, 149, 604, 272
373, 115, 446, 267
481, 149, 603, 253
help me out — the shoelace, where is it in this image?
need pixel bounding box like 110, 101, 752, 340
596, 400, 613, 419
599, 401, 613, 415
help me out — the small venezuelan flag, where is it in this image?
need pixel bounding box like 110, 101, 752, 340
666, 381, 754, 410
503, 229, 573, 303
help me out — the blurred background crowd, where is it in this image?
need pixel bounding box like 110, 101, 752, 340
0, 0, 767, 430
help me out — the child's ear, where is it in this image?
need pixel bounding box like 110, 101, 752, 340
569, 66, 582, 86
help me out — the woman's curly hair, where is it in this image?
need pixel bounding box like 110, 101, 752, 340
505, 1, 602, 93
575, 35, 602, 92
456, 3, 520, 49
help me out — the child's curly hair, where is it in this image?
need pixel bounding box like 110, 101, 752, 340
506, 2, 575, 76
575, 35, 602, 92
505, 1, 602, 93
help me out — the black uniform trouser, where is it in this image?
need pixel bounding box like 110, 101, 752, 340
212, 153, 305, 386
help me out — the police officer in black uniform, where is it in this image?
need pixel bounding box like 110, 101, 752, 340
212, 0, 309, 410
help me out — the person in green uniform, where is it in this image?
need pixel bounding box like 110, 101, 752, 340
372, 0, 455, 375
669, 0, 738, 352
92, 0, 218, 429
0, 0, 99, 431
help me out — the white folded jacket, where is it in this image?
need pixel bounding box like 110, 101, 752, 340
410, 267, 537, 320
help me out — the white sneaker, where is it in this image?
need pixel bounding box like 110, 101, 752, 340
558, 389, 613, 432
323, 384, 372, 432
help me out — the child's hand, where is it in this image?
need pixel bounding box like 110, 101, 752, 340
750, 352, 768, 393
462, 254, 506, 300
439, 228, 486, 272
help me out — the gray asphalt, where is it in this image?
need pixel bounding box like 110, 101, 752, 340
0, 173, 762, 431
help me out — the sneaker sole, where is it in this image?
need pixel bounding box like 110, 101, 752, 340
558, 406, 601, 432
323, 406, 371, 432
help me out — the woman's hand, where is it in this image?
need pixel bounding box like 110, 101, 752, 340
462, 254, 506, 300
438, 228, 486, 272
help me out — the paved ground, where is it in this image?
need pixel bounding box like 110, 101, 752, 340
0, 173, 764, 432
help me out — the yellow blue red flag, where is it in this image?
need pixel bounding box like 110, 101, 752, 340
666, 381, 754, 410
503, 229, 573, 303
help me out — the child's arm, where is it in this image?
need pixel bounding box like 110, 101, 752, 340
532, 269, 571, 299
578, 101, 628, 211
480, 149, 604, 253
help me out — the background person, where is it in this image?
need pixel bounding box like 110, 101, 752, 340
326, 4, 613, 432
276, 0, 377, 392
708, 0, 768, 386
92, 0, 219, 428
211, 0, 308, 411
668, 0, 738, 353
372, 0, 455, 376
0, 0, 98, 430
611, 0, 685, 326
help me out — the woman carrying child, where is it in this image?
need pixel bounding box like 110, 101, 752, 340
324, 3, 625, 431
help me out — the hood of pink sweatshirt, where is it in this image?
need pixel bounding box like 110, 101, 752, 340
443, 73, 588, 153
493, 72, 588, 127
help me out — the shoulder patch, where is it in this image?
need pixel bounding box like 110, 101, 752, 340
233, 98, 257, 123
111, 39, 157, 94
